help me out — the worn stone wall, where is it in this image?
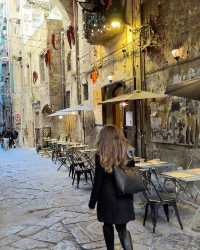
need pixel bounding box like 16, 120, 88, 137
15, 19, 64, 147
47, 20, 63, 111
142, 0, 200, 166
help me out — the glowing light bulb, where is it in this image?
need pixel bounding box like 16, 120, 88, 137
120, 102, 128, 107
111, 20, 121, 29
108, 75, 113, 81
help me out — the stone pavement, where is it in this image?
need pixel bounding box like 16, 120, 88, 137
0, 148, 200, 250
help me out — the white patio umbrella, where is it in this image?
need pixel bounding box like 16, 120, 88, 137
99, 90, 166, 104
48, 104, 93, 143
48, 104, 93, 117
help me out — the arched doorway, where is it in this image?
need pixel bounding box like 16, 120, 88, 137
102, 81, 125, 128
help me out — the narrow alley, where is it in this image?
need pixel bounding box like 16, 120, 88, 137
0, 149, 200, 250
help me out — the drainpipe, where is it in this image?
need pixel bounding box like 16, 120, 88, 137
60, 31, 66, 108
29, 52, 36, 147
73, 0, 83, 142
73, 0, 81, 105
140, 3, 147, 159
133, 0, 143, 157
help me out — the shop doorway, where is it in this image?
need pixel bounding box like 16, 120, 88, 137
102, 81, 125, 128
35, 128, 41, 146
112, 84, 124, 128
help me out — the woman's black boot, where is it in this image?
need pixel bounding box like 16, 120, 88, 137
118, 230, 133, 250
103, 224, 114, 250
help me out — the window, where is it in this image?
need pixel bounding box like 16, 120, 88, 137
39, 56, 45, 82
67, 52, 71, 71
83, 81, 89, 100
65, 91, 70, 108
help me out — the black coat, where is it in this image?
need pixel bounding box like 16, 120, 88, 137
89, 154, 135, 224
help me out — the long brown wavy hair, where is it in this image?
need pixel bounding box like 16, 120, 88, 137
97, 125, 128, 173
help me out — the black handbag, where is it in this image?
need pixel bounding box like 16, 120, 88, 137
113, 166, 145, 195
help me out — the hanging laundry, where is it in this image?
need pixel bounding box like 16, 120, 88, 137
33, 71, 38, 83
45, 49, 51, 67
67, 25, 75, 49
51, 33, 60, 50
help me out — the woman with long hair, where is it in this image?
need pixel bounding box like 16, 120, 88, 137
89, 125, 134, 250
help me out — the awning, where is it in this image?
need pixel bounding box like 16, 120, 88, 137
48, 104, 93, 117
99, 90, 166, 104
165, 78, 200, 100
48, 110, 66, 117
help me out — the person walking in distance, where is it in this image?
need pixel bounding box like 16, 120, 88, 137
3, 129, 10, 150
89, 125, 134, 250
12, 129, 18, 148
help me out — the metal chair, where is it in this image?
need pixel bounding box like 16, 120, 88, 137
143, 169, 183, 233
69, 151, 93, 188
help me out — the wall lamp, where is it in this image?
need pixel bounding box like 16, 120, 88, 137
171, 47, 185, 62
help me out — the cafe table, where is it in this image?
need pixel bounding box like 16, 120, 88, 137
43, 137, 50, 142
79, 148, 97, 153
136, 160, 176, 173
68, 144, 88, 149
161, 168, 200, 231
49, 139, 58, 145
134, 157, 145, 163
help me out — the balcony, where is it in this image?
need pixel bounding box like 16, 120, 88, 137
81, 1, 125, 45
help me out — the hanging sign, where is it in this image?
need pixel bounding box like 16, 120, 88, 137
125, 111, 133, 126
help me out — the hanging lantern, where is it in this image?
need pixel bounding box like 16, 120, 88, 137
90, 67, 99, 84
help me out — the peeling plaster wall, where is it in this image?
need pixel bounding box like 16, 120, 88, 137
143, 0, 200, 167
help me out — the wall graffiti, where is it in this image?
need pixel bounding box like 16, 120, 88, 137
148, 61, 200, 146
150, 97, 200, 145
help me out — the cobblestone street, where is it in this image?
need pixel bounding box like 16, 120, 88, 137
0, 149, 200, 250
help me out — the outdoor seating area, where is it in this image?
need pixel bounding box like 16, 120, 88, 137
40, 138, 96, 188
38, 139, 200, 234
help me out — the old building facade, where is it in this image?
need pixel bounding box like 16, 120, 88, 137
0, 0, 12, 132
6, 0, 200, 167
